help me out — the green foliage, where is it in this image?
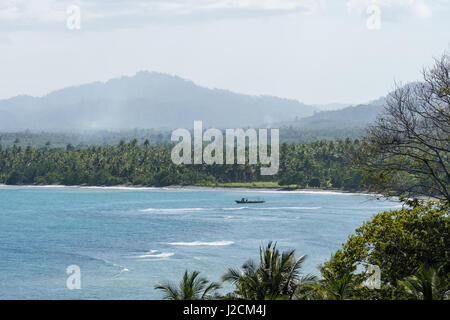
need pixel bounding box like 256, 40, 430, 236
0, 127, 364, 148
398, 265, 449, 300
161, 216, 449, 300
155, 270, 221, 300
315, 270, 356, 300
0, 130, 172, 148
277, 140, 363, 190
294, 269, 362, 300
222, 242, 314, 300
323, 201, 449, 286
0, 140, 365, 190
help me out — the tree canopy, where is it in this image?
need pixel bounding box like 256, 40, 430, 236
360, 51, 450, 201
322, 201, 449, 286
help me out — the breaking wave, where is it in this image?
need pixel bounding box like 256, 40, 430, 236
257, 206, 321, 210
136, 250, 174, 259
139, 207, 209, 213
167, 241, 234, 246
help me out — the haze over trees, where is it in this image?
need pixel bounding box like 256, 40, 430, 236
0, 69, 393, 134
0, 127, 366, 148
276, 97, 386, 130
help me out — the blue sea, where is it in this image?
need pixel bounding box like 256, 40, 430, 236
0, 185, 400, 299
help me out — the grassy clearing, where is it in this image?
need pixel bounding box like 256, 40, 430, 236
196, 181, 282, 188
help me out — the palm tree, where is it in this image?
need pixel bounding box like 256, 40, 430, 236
222, 242, 312, 300
222, 259, 263, 299
155, 270, 221, 300
398, 265, 449, 300
315, 271, 355, 300
293, 275, 321, 300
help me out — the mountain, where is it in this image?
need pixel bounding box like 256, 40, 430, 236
277, 97, 386, 129
311, 102, 350, 111
0, 72, 317, 131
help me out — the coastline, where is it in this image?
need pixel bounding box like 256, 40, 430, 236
0, 183, 383, 197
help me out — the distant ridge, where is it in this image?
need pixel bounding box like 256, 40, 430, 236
276, 97, 386, 129
0, 71, 318, 131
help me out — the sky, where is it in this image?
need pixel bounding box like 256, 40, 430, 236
0, 0, 449, 105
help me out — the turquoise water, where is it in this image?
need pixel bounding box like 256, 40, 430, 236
0, 185, 400, 299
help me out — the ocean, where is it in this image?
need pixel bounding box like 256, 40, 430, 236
0, 185, 400, 299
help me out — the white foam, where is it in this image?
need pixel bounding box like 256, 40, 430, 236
168, 241, 234, 246
101, 258, 130, 277
257, 206, 321, 210
2, 184, 69, 189
222, 207, 248, 211
139, 258, 173, 262
136, 250, 174, 258
139, 207, 209, 213
83, 186, 157, 191
253, 190, 376, 196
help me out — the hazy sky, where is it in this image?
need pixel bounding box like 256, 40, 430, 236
0, 0, 449, 104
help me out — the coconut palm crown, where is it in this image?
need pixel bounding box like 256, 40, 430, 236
155, 270, 221, 300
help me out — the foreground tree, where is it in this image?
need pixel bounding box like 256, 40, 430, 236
293, 268, 358, 300
359, 51, 450, 201
323, 201, 449, 286
155, 270, 221, 300
315, 271, 356, 300
398, 265, 449, 300
222, 242, 315, 300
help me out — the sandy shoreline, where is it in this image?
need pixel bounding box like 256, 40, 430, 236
0, 183, 383, 197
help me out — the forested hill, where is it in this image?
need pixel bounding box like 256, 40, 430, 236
277, 97, 386, 129
0, 72, 317, 131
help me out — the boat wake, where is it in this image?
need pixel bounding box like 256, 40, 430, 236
91, 257, 129, 277
222, 207, 248, 211
135, 250, 175, 259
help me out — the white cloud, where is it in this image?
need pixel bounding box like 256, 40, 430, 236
0, 0, 66, 23
102, 0, 324, 14
0, 0, 325, 30
347, 0, 433, 20
135, 0, 327, 17
410, 1, 433, 18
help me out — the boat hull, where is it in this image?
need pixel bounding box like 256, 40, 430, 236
235, 200, 265, 204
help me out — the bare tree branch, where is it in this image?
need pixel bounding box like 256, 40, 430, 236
358, 51, 450, 201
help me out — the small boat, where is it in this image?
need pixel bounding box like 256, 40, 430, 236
235, 198, 265, 204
